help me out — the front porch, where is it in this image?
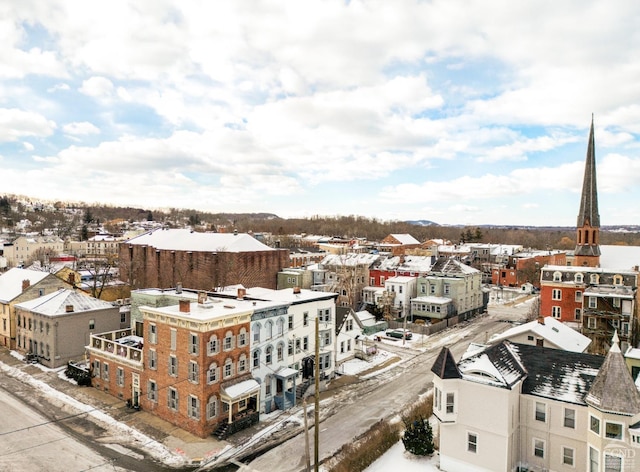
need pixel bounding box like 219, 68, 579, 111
214, 378, 261, 440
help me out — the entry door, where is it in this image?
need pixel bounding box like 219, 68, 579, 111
131, 373, 140, 407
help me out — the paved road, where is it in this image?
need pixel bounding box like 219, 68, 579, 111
246, 299, 532, 472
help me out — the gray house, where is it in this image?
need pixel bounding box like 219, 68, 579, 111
15, 288, 125, 368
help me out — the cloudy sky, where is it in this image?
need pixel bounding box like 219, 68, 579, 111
1, 1, 639, 227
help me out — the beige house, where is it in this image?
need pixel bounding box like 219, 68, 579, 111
0, 268, 72, 349
15, 288, 125, 368
432, 335, 640, 471
3, 235, 64, 267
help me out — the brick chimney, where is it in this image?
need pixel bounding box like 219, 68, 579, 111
22, 279, 30, 291
237, 288, 246, 300
67, 273, 76, 286
179, 299, 190, 313
537, 315, 545, 325
293, 286, 301, 294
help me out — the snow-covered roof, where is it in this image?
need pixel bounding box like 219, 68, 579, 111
376, 255, 433, 272
15, 289, 114, 315
355, 310, 377, 326
125, 228, 276, 253
244, 287, 337, 304
320, 253, 380, 267
625, 347, 640, 361
544, 264, 637, 275
386, 234, 420, 245
0, 268, 51, 302
489, 316, 591, 353
385, 276, 416, 284
142, 296, 285, 322
429, 257, 479, 275
412, 296, 452, 304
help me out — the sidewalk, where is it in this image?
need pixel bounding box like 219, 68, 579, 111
0, 347, 227, 467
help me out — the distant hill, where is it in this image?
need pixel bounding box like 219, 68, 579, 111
405, 219, 440, 227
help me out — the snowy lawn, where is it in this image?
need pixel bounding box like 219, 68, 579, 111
365, 441, 440, 471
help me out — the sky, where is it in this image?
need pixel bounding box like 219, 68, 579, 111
1, 1, 640, 227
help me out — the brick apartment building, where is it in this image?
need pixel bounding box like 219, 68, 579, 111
119, 229, 290, 292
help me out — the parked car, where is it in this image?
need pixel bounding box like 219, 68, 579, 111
385, 329, 412, 340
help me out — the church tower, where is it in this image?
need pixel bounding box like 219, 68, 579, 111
574, 115, 601, 267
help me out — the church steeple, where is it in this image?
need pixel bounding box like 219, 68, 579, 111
574, 115, 601, 267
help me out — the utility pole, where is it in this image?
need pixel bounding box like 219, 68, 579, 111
314, 316, 320, 472
303, 398, 311, 472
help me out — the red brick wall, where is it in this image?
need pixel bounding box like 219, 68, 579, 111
120, 245, 290, 291
540, 284, 582, 322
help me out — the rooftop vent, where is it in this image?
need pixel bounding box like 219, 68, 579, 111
65, 305, 74, 313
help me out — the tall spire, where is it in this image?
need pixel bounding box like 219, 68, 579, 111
574, 115, 601, 266
577, 114, 600, 228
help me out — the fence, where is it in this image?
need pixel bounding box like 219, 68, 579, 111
387, 308, 484, 336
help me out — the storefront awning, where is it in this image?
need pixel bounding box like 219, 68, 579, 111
221, 379, 260, 402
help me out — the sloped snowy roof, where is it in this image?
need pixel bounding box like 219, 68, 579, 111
386, 234, 420, 245
125, 228, 276, 253
221, 379, 260, 400
15, 288, 114, 315
429, 257, 479, 275
320, 253, 380, 267
489, 316, 591, 353
0, 268, 51, 302
457, 342, 526, 389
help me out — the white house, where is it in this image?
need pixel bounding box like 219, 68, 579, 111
384, 276, 417, 318
488, 316, 592, 352
432, 334, 640, 472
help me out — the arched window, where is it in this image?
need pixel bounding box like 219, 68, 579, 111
207, 363, 219, 384
266, 321, 273, 340
613, 275, 623, 285
265, 345, 273, 364
277, 342, 284, 362
206, 395, 218, 420
238, 327, 247, 347
207, 335, 219, 355
276, 318, 285, 336
590, 273, 599, 284
238, 354, 247, 373
223, 358, 234, 378
553, 271, 562, 282
253, 323, 261, 343
575, 273, 583, 283
224, 330, 234, 351
252, 349, 260, 369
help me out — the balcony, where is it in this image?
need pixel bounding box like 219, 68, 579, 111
88, 329, 143, 365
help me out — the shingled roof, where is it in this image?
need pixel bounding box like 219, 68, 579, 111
431, 347, 461, 379
585, 333, 640, 415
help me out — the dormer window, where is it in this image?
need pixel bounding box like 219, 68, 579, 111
553, 271, 562, 282
574, 273, 583, 283
590, 273, 599, 284
613, 275, 623, 285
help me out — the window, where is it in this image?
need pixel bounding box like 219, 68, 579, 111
588, 317, 597, 329
189, 333, 199, 355
89, 319, 95, 330
288, 340, 293, 356
238, 329, 247, 347
169, 328, 177, 350
265, 346, 273, 364
169, 355, 178, 377
93, 359, 100, 377
535, 402, 546, 422
288, 315, 293, 330
253, 324, 261, 343
575, 273, 584, 283
265, 375, 272, 396
303, 312, 309, 326
446, 393, 454, 414
613, 275, 623, 285
590, 415, 600, 435
208, 335, 219, 355
564, 408, 575, 428
604, 454, 622, 472
147, 380, 157, 401
238, 354, 247, 373
467, 432, 477, 453
575, 308, 582, 321
224, 358, 233, 378
207, 363, 218, 384
605, 422, 623, 440
589, 296, 597, 308
116, 367, 124, 387
148, 349, 157, 370
552, 289, 562, 300
563, 446, 574, 466
429, 285, 436, 295
102, 363, 109, 381
189, 361, 199, 383
589, 447, 599, 472
575, 291, 582, 302
534, 438, 544, 458
224, 331, 233, 351
266, 321, 273, 340
322, 331, 331, 347
188, 395, 200, 419
319, 308, 331, 322
168, 387, 178, 410
207, 396, 218, 420
612, 297, 620, 308
434, 387, 441, 410
444, 284, 450, 295
552, 306, 561, 318
553, 271, 562, 282
277, 343, 284, 362
149, 324, 157, 344
590, 273, 599, 284
296, 337, 301, 353
303, 336, 309, 351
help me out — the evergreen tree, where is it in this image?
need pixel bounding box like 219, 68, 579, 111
402, 415, 434, 456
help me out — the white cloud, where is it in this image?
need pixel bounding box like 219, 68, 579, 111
0, 108, 56, 142
23, 141, 34, 151
79, 77, 114, 98
62, 121, 100, 136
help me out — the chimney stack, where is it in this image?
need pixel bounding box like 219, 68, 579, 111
176, 282, 182, 294
537, 315, 545, 325
68, 273, 76, 286
22, 279, 31, 291
65, 305, 74, 313
293, 286, 301, 294
179, 299, 191, 313
197, 291, 207, 304
237, 288, 246, 300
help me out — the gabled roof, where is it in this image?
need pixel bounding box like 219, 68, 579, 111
0, 268, 51, 302
431, 347, 461, 379
489, 316, 591, 353
386, 234, 420, 245
585, 334, 640, 415
125, 228, 276, 253
15, 288, 114, 316
457, 342, 526, 388
429, 257, 479, 275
